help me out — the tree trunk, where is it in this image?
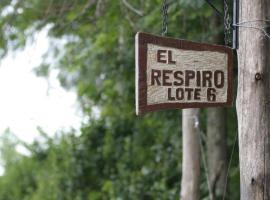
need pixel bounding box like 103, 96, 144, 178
181, 109, 200, 200
237, 0, 270, 199
207, 108, 227, 199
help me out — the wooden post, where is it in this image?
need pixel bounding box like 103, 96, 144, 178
237, 0, 270, 199
181, 109, 200, 200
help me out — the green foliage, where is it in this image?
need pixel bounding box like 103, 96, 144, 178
0, 0, 239, 199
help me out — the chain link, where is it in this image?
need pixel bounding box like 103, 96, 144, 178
162, 0, 168, 36
224, 0, 231, 45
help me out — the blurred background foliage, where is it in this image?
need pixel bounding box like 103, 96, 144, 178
0, 0, 239, 199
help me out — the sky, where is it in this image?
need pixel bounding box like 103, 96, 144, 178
0, 28, 82, 144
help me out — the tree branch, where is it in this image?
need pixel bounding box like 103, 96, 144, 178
121, 0, 143, 16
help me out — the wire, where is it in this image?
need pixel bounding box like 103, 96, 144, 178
194, 112, 239, 200
233, 20, 270, 40
222, 130, 238, 200
203, 0, 232, 46
203, 0, 223, 18
194, 116, 214, 200
236, 19, 270, 24
233, 25, 270, 39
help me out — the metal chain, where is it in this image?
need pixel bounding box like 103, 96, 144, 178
162, 0, 168, 36
224, 0, 231, 45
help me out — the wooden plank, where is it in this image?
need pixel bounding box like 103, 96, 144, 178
135, 32, 233, 115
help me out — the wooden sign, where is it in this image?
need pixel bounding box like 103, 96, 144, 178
135, 32, 233, 115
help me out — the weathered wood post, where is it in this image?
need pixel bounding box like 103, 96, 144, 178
181, 109, 200, 200
236, 0, 270, 199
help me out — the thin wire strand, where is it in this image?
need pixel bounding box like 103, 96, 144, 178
204, 0, 232, 46
222, 130, 238, 200
194, 113, 239, 200
236, 19, 270, 25
194, 116, 214, 200
203, 0, 223, 18
233, 21, 270, 39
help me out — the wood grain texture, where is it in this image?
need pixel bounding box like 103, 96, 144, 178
181, 109, 201, 200
135, 32, 233, 115
236, 0, 270, 199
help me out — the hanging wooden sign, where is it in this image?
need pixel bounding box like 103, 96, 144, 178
135, 32, 233, 115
